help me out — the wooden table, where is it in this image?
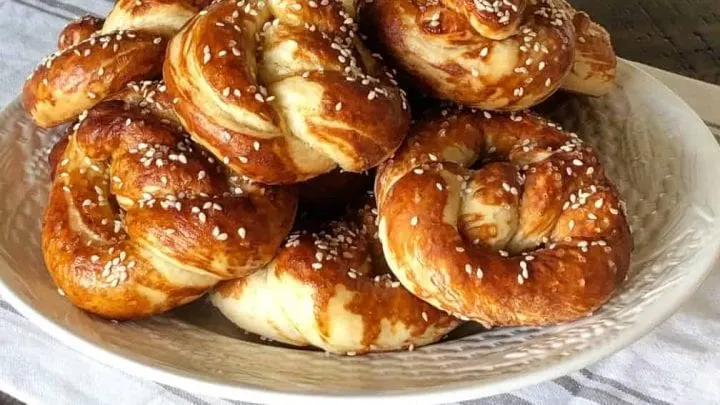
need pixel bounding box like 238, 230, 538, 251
573, 0, 720, 84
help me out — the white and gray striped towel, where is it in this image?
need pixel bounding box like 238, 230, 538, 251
0, 1, 719, 404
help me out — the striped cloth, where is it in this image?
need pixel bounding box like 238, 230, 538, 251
0, 1, 719, 404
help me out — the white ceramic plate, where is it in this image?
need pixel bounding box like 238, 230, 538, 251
0, 60, 719, 404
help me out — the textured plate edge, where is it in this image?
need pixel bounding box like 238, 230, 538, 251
0, 59, 719, 404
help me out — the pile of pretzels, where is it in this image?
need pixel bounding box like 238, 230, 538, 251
25, 0, 630, 355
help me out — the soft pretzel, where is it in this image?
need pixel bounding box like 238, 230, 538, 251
212, 194, 459, 354
563, 11, 616, 96
375, 109, 631, 326
58, 15, 105, 51
43, 83, 297, 319
102, 0, 213, 37
22, 0, 209, 128
359, 0, 616, 111
163, 0, 411, 185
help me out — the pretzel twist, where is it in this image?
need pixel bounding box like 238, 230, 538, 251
164, 0, 411, 184
376, 109, 631, 326
102, 0, 213, 37
212, 195, 459, 354
22, 0, 209, 128
58, 15, 105, 51
359, 0, 616, 111
44, 82, 297, 319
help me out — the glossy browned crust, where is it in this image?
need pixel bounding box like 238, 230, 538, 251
102, 0, 212, 37
44, 91, 297, 319
22, 31, 166, 128
215, 195, 459, 354
562, 11, 617, 96
58, 15, 105, 51
360, 0, 616, 110
440, 0, 526, 40
163, 0, 410, 184
23, 0, 209, 128
376, 109, 632, 326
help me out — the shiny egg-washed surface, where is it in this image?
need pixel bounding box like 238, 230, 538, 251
0, 60, 718, 400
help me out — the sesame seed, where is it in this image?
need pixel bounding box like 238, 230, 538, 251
410, 216, 419, 226
476, 268, 484, 279
480, 47, 489, 57
422, 312, 428, 322
312, 263, 322, 270
517, 274, 524, 284
568, 220, 575, 230
237, 227, 246, 239
595, 198, 604, 208
572, 159, 583, 166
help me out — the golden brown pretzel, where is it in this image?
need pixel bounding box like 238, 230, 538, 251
212, 194, 459, 354
23, 32, 166, 128
563, 11, 616, 96
359, 0, 616, 110
44, 83, 297, 319
23, 0, 210, 128
375, 109, 631, 326
163, 0, 411, 185
58, 15, 105, 51
102, 0, 213, 37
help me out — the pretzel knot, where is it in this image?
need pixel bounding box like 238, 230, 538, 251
212, 195, 459, 354
43, 83, 297, 319
164, 0, 411, 185
22, 0, 210, 128
359, 0, 616, 111
375, 110, 632, 326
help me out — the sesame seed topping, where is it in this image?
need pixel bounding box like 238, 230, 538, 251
410, 216, 419, 226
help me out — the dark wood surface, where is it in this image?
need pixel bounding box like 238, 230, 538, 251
572, 0, 720, 84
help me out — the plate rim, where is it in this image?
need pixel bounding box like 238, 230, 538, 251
1, 59, 719, 404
